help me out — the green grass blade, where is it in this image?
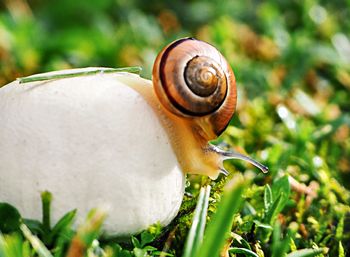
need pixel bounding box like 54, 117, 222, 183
5, 234, 29, 257
271, 222, 290, 257
271, 176, 290, 202
264, 193, 284, 225
47, 209, 76, 246
286, 248, 325, 257
41, 191, 52, 234
264, 185, 273, 212
18, 67, 142, 83
0, 233, 25, 257
20, 224, 53, 257
23, 219, 44, 236
50, 209, 76, 237
229, 247, 259, 257
195, 175, 247, 257
182, 185, 211, 257
338, 241, 344, 257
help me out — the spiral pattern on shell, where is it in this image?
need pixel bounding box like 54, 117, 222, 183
152, 38, 237, 136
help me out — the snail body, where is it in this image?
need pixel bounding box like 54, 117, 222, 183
0, 38, 266, 235
152, 38, 238, 179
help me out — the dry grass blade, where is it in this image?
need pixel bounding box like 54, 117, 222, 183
66, 208, 107, 257
20, 224, 53, 257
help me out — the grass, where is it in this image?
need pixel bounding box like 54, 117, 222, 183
0, 173, 338, 256
0, 0, 350, 256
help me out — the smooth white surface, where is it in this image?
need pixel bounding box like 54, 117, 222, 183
0, 68, 185, 235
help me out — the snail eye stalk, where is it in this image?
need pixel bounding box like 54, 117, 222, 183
209, 144, 269, 174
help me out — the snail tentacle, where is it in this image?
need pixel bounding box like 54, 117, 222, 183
208, 144, 269, 174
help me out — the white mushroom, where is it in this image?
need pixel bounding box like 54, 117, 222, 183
0, 68, 185, 235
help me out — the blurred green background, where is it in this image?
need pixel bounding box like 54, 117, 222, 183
0, 0, 350, 255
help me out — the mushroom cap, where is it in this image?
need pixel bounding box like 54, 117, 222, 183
0, 68, 185, 235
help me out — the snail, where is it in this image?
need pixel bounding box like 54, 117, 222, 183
0, 38, 267, 235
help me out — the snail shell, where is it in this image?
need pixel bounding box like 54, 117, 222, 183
152, 38, 237, 138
